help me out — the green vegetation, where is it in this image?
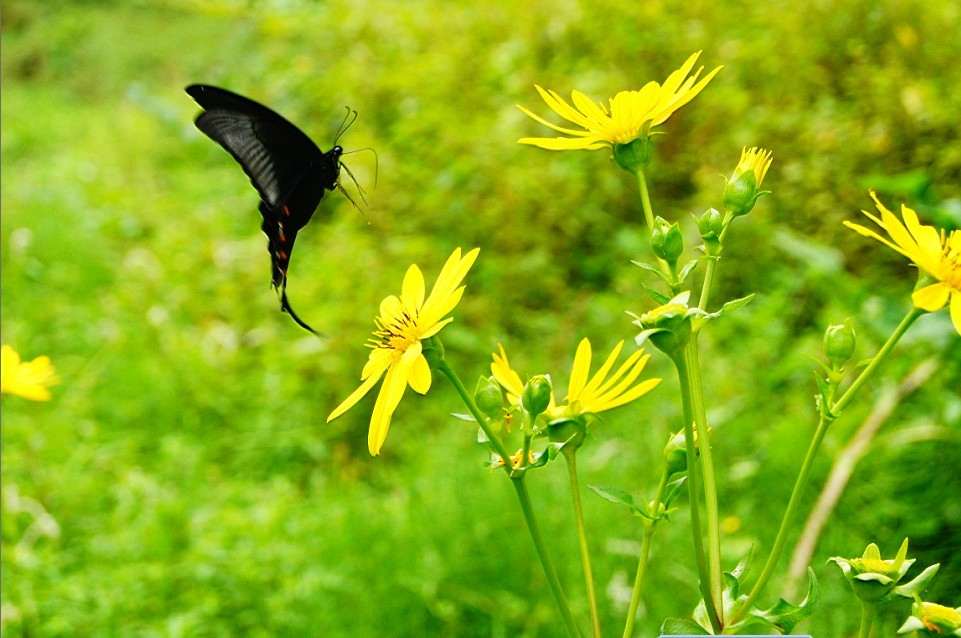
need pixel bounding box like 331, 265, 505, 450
2, 0, 960, 635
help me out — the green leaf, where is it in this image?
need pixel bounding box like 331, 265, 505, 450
451, 412, 477, 422
643, 283, 672, 306
677, 259, 700, 284
718, 293, 755, 316
587, 485, 639, 513
751, 567, 820, 633
659, 617, 711, 635
632, 259, 671, 284
890, 563, 940, 599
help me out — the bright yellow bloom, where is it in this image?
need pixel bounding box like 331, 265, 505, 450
732, 147, 773, 188
517, 51, 722, 151
1, 345, 60, 401
844, 191, 961, 335
554, 339, 660, 418
328, 248, 480, 455
490, 345, 526, 406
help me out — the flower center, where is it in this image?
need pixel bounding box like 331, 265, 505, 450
941, 230, 960, 291
370, 310, 420, 354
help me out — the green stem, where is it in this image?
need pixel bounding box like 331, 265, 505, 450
858, 601, 877, 638
512, 476, 584, 638
436, 359, 513, 463
672, 352, 722, 633
733, 412, 830, 624
622, 471, 668, 638
682, 340, 724, 620
732, 305, 923, 624
564, 449, 601, 638
636, 169, 676, 289
833, 307, 923, 414
696, 212, 732, 315
437, 357, 580, 636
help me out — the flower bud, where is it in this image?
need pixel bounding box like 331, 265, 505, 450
474, 376, 504, 418
697, 207, 725, 256
651, 216, 684, 266
522, 374, 553, 417
663, 429, 688, 475
548, 417, 586, 451
831, 538, 914, 603
612, 135, 654, 174
723, 147, 773, 217
823, 318, 856, 368
635, 301, 693, 358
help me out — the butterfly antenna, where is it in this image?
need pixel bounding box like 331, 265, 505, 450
334, 106, 359, 145
280, 286, 320, 335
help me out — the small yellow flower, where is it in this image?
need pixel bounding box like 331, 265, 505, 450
554, 339, 661, 418
732, 146, 773, 188
517, 51, 721, 151
1, 345, 60, 401
844, 191, 961, 334
490, 345, 526, 406
328, 248, 480, 456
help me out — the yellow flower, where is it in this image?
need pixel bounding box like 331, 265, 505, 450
1, 345, 60, 401
327, 248, 480, 455
517, 51, 722, 151
490, 345, 527, 406
732, 146, 773, 188
844, 191, 961, 334
554, 339, 661, 417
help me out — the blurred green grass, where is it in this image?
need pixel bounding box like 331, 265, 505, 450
2, 0, 960, 636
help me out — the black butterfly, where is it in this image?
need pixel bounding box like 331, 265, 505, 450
186, 84, 354, 333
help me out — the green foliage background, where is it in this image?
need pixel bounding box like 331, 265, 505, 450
2, 0, 960, 635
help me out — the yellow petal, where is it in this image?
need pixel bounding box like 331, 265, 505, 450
407, 353, 432, 395
517, 136, 609, 151
401, 264, 425, 311
581, 341, 625, 398
567, 338, 592, 399
368, 362, 409, 455
328, 362, 388, 422
951, 292, 961, 336
912, 282, 951, 312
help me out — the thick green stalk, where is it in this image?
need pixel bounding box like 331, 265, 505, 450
513, 476, 584, 638
622, 471, 668, 638
564, 450, 601, 638
858, 602, 877, 638
682, 340, 724, 618
672, 352, 722, 633
732, 306, 922, 623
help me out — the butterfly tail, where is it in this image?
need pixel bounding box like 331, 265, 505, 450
280, 286, 320, 335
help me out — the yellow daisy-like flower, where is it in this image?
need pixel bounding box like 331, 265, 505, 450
490, 345, 526, 406
492, 339, 660, 419
517, 51, 722, 151
732, 146, 773, 188
844, 191, 961, 335
555, 339, 661, 417
1, 344, 60, 401
328, 248, 480, 455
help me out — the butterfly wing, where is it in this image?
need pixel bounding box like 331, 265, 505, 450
186, 84, 324, 211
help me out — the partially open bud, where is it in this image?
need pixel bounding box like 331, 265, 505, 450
723, 147, 773, 217
612, 134, 654, 174
831, 538, 914, 603
522, 374, 553, 417
651, 216, 684, 266
474, 375, 504, 418
635, 298, 693, 359
663, 429, 689, 476
823, 318, 856, 368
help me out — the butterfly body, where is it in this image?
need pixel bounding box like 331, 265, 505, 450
186, 84, 344, 331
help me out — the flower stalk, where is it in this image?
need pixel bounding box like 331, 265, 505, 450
563, 448, 602, 638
